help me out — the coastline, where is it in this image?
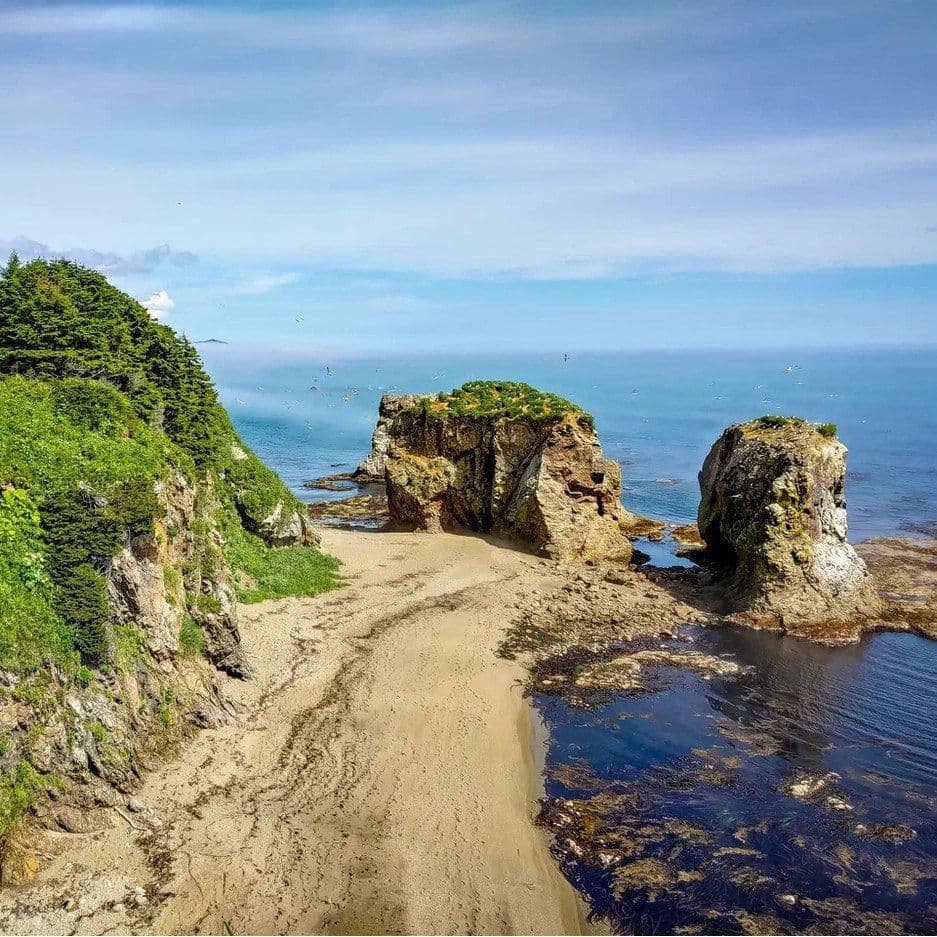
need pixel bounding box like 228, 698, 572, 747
0, 528, 600, 935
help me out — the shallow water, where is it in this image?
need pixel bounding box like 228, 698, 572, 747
538, 627, 937, 934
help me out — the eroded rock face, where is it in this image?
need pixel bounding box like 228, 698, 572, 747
698, 418, 877, 624
355, 393, 432, 481
106, 472, 251, 678
381, 398, 635, 562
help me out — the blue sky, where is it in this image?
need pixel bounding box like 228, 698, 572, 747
1, 1, 935, 352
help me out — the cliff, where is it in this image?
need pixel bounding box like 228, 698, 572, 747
698, 415, 877, 627
0, 256, 337, 870
376, 381, 637, 562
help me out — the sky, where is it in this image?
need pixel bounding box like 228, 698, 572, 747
1, 0, 935, 352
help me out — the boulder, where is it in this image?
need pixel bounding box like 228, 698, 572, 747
698, 417, 877, 625
250, 500, 318, 547
379, 381, 636, 562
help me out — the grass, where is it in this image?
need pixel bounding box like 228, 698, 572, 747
113, 623, 147, 673
753, 415, 837, 439
406, 380, 594, 428
224, 520, 341, 604
0, 761, 49, 839
178, 617, 206, 657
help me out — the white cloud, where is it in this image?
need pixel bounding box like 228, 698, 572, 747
141, 290, 174, 318
232, 273, 299, 294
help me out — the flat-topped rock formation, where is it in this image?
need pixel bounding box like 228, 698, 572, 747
376, 381, 639, 562
698, 415, 879, 627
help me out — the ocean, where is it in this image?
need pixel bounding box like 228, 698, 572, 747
200, 346, 937, 542
201, 345, 937, 933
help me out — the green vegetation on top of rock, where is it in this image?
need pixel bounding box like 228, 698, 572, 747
405, 380, 594, 428
750, 415, 837, 438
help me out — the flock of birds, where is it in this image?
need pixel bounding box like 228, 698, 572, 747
227, 356, 846, 427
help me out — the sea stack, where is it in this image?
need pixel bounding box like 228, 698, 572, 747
698, 416, 878, 629
377, 381, 636, 562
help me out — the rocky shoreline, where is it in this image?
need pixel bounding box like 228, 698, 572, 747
316, 386, 934, 648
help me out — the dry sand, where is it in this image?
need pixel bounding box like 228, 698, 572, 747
0, 529, 600, 935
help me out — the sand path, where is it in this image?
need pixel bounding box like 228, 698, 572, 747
0, 529, 595, 935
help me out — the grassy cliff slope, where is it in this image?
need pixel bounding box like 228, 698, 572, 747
0, 256, 337, 853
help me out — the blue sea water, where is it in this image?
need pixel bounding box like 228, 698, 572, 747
200, 345, 937, 933
200, 346, 937, 541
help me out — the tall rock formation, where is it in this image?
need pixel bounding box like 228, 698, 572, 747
377, 381, 637, 562
698, 416, 877, 626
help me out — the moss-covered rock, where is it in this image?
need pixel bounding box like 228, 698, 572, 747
698, 416, 878, 627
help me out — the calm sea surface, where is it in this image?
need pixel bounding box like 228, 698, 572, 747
201, 346, 937, 541
202, 346, 937, 933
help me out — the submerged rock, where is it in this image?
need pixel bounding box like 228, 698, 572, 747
378, 381, 643, 562
574, 649, 741, 693
782, 772, 840, 801
698, 416, 878, 628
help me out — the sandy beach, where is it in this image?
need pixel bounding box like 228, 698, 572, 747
0, 529, 599, 935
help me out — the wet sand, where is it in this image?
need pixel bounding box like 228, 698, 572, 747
0, 529, 600, 935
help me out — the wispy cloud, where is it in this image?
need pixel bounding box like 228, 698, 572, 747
0, 1, 934, 287
232, 273, 300, 295
0, 237, 196, 274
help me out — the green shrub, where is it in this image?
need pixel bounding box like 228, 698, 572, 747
195, 593, 222, 614
406, 380, 593, 428
89, 722, 107, 743
817, 422, 837, 438
113, 623, 147, 672
163, 564, 181, 595
73, 665, 94, 688
755, 414, 801, 429
106, 478, 160, 539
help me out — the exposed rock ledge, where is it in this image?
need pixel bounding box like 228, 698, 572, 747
376, 382, 648, 563
698, 416, 880, 628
